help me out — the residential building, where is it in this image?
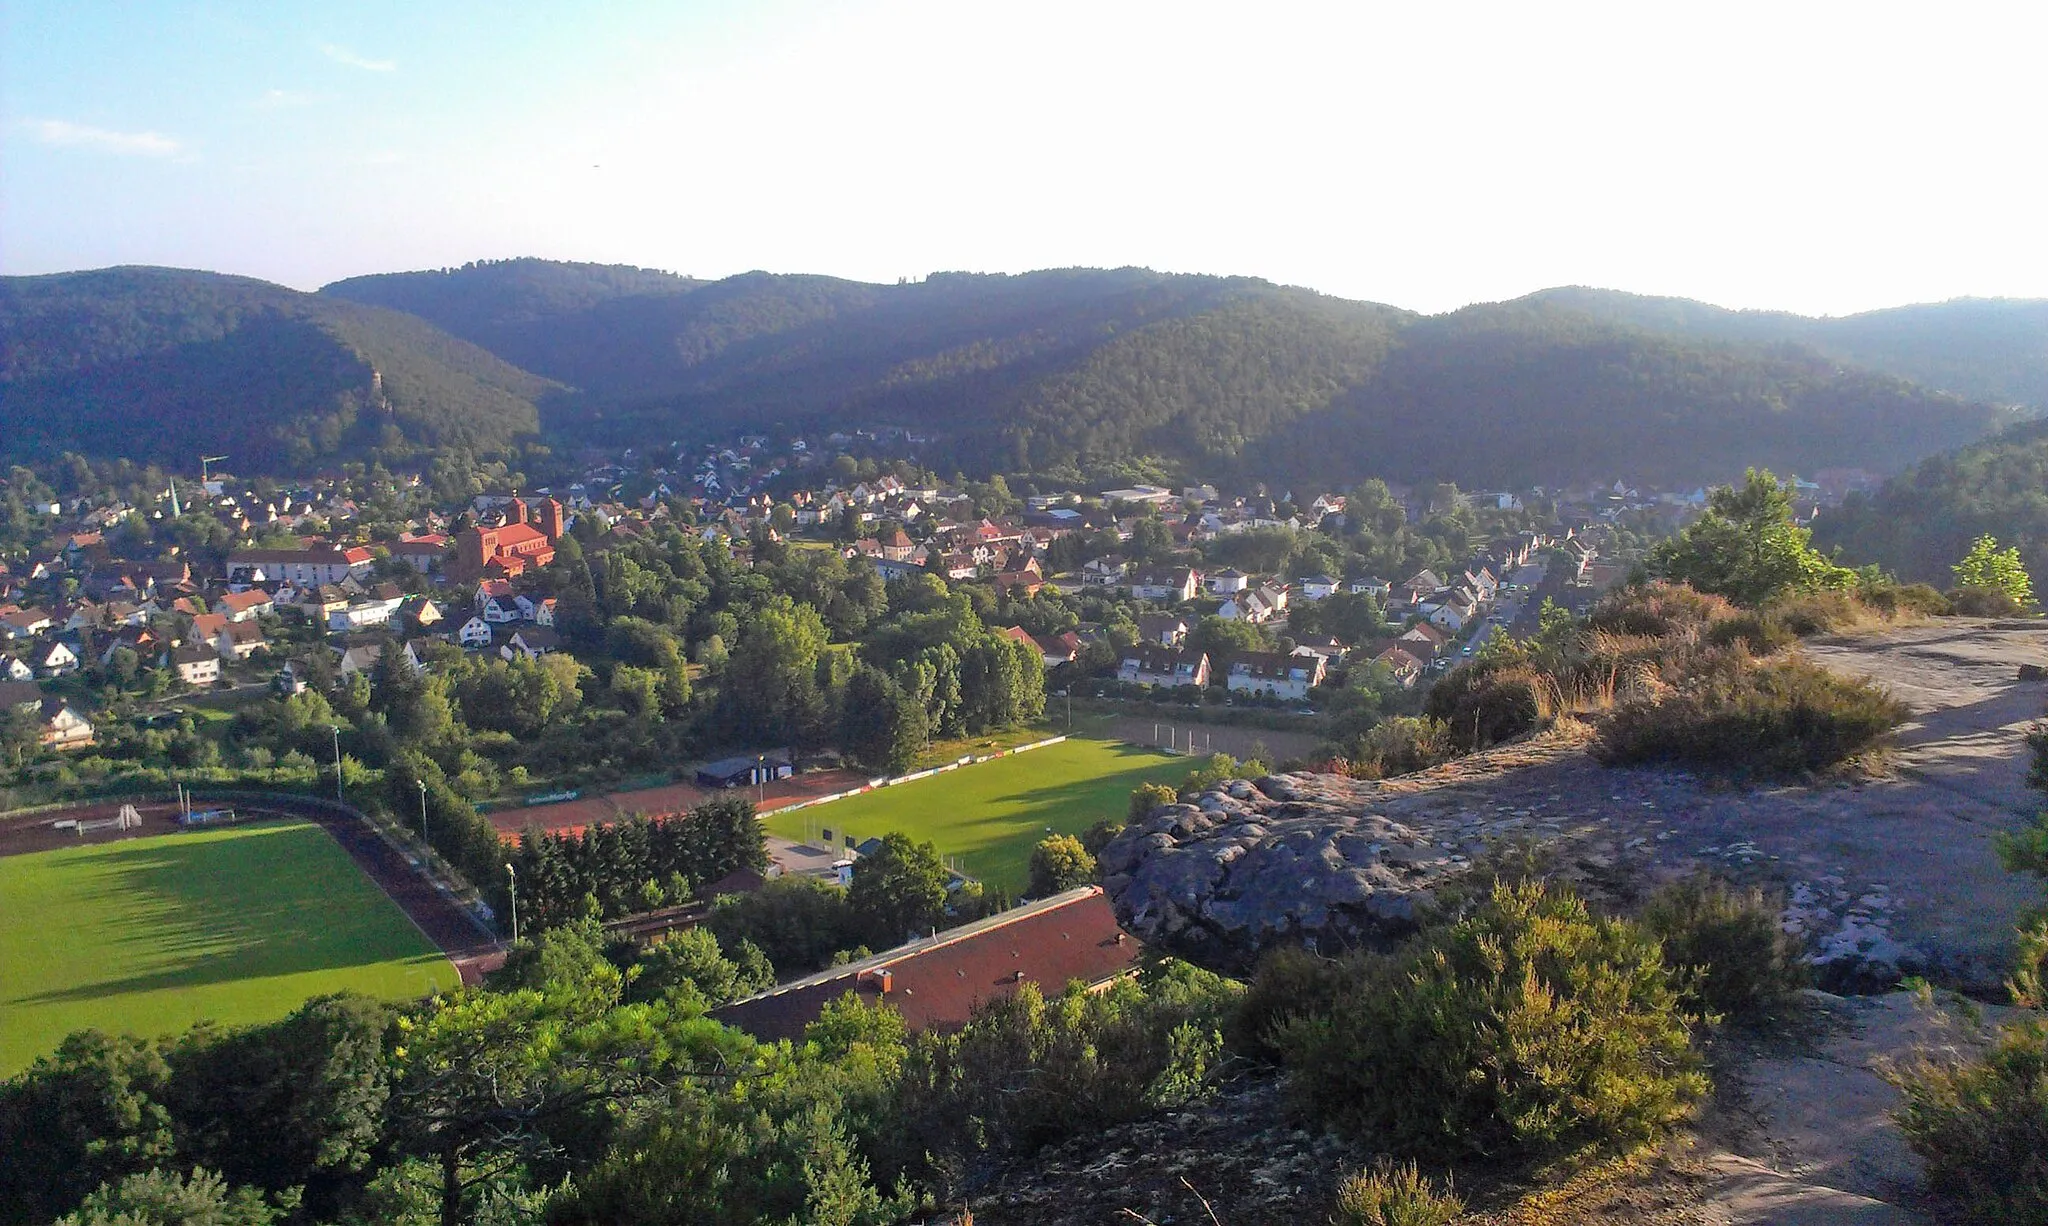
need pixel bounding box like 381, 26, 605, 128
1129, 565, 1200, 603
225, 546, 374, 586
1224, 651, 1326, 701
36, 698, 94, 749
1134, 613, 1190, 647
216, 590, 274, 622
170, 643, 221, 687
1117, 646, 1211, 689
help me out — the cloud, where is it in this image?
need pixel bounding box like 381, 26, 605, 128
21, 118, 182, 157
321, 43, 396, 72
256, 88, 316, 110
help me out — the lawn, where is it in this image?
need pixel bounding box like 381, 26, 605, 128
762, 737, 1193, 893
0, 821, 458, 1076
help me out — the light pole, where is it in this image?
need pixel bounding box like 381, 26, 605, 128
330, 726, 343, 802
756, 753, 766, 808
416, 778, 429, 848
505, 862, 519, 944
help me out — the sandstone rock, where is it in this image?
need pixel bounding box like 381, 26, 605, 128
1101, 775, 1470, 972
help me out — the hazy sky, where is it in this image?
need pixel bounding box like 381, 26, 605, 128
5, 1, 2044, 315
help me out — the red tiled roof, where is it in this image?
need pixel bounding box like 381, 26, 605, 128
711, 887, 1138, 1042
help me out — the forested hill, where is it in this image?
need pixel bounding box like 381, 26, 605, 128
0, 267, 553, 468
1527, 286, 2048, 410
1813, 418, 2048, 584
317, 261, 1999, 486
1252, 301, 2005, 489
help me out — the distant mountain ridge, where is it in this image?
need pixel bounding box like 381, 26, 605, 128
0, 266, 553, 468
0, 260, 2018, 484
326, 261, 2003, 485
1525, 286, 2048, 410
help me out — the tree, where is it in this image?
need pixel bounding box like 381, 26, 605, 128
722, 598, 828, 742
628, 928, 774, 1008
386, 979, 751, 1226
1953, 534, 2034, 607
0, 1031, 175, 1224
847, 833, 949, 946
839, 667, 924, 774
1651, 469, 1849, 607
1027, 835, 1096, 897
56, 1168, 286, 1226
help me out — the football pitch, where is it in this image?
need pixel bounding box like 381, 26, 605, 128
0, 820, 458, 1076
762, 737, 1194, 892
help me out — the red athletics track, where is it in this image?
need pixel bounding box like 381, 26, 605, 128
492, 768, 869, 842
0, 795, 505, 985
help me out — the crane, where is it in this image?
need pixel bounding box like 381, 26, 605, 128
200, 455, 229, 485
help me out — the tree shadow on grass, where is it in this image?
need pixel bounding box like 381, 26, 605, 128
13, 822, 436, 1005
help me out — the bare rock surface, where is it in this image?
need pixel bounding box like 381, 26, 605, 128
1103, 620, 2048, 993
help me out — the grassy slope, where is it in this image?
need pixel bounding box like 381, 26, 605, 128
0, 821, 457, 1075
761, 737, 1192, 893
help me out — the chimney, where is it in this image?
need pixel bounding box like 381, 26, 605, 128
861, 968, 894, 995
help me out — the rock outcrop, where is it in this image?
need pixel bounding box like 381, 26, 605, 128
1099, 775, 1477, 972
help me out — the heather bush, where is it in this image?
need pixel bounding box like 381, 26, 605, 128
1704, 610, 1795, 654
1860, 581, 1950, 619
1588, 582, 1736, 638
1948, 584, 2028, 617
1330, 1160, 1463, 1226
1424, 661, 1549, 752
1599, 655, 1906, 774
1231, 945, 1353, 1062
1276, 881, 1705, 1162
1767, 589, 1863, 636
1346, 716, 1457, 780
1890, 1018, 2048, 1223
1642, 875, 1806, 1024
1127, 781, 1179, 822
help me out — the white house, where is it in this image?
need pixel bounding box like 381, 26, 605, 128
35, 641, 79, 677
1299, 575, 1340, 601
169, 643, 221, 687
1224, 652, 1326, 701
328, 597, 404, 633
1206, 568, 1251, 595
1117, 646, 1211, 689
457, 616, 494, 648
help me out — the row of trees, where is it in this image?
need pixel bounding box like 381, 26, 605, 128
506, 797, 767, 930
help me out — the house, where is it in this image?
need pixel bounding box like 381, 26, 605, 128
993, 556, 1046, 598
1398, 622, 1451, 656
1, 656, 31, 682
1299, 574, 1341, 601
0, 680, 41, 712
1129, 565, 1200, 603
1206, 568, 1250, 595
215, 621, 268, 661
169, 643, 221, 687
35, 641, 79, 677
1348, 575, 1393, 599
1082, 555, 1129, 587
225, 545, 374, 586
1224, 651, 1326, 701
0, 606, 54, 641
1427, 593, 1477, 634
500, 626, 562, 660
334, 643, 383, 679
711, 886, 1139, 1042
1117, 646, 1211, 689
1218, 585, 1287, 625
1397, 570, 1445, 610
1370, 642, 1429, 688
329, 596, 405, 633
390, 534, 450, 575
1134, 614, 1190, 648
456, 616, 495, 649
696, 750, 795, 789
216, 590, 274, 622
412, 599, 446, 628
35, 698, 94, 749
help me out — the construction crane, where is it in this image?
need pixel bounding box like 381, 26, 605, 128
200, 455, 228, 485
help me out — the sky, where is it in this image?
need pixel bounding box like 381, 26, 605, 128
4, 0, 2045, 316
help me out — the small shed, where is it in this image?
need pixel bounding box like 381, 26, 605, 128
696, 750, 794, 789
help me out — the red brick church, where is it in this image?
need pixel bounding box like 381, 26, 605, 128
454, 497, 564, 580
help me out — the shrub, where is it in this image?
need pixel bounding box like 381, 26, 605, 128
1346, 717, 1457, 780
1705, 611, 1795, 655
1330, 1160, 1463, 1226
1598, 655, 1907, 774
1861, 582, 1950, 619
1231, 945, 1353, 1062
1641, 875, 1806, 1024
1026, 834, 1096, 897
1766, 589, 1863, 637
1425, 662, 1549, 752
1589, 582, 1736, 638
1181, 753, 1267, 796
1128, 781, 1179, 823
1890, 1018, 2048, 1223
1948, 585, 2028, 617
1277, 881, 1706, 1162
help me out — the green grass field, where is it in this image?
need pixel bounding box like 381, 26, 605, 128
763, 737, 1193, 892
0, 821, 458, 1076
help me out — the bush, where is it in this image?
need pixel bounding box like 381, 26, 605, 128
1276, 881, 1706, 1162
1890, 1018, 2048, 1223
1231, 945, 1352, 1063
1948, 585, 2028, 617
1345, 717, 1457, 780
1589, 582, 1736, 638
1424, 662, 1549, 752
1599, 655, 1907, 774
1128, 781, 1178, 823
1330, 1160, 1463, 1226
1861, 582, 1950, 619
1641, 875, 1806, 1024
1766, 589, 1863, 637
1705, 611, 1795, 655
1026, 834, 1096, 897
